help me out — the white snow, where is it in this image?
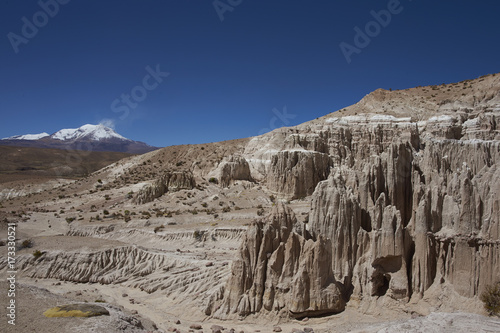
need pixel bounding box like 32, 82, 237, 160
2, 132, 50, 140
3, 124, 128, 142
51, 124, 129, 141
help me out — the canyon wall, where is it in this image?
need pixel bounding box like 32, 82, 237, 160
211, 80, 500, 318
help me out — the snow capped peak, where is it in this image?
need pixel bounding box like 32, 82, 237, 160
2, 132, 50, 140
51, 124, 130, 141
0, 124, 155, 154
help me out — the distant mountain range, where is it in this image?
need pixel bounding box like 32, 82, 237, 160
1, 124, 158, 154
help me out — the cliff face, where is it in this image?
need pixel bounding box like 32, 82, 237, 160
215, 155, 253, 187
211, 74, 500, 318
133, 171, 196, 204
212, 204, 346, 318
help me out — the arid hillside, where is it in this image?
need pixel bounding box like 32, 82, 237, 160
1, 73, 499, 333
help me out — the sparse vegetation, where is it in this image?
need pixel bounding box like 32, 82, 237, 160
209, 177, 218, 184
21, 239, 33, 249
33, 250, 43, 259
481, 281, 500, 316
154, 225, 165, 233
193, 230, 205, 241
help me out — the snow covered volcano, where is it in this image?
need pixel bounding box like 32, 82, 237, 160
1, 124, 158, 154
50, 124, 129, 141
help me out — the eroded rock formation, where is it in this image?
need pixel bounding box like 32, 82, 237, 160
267, 150, 332, 200
216, 155, 252, 187
211, 204, 346, 318
133, 171, 196, 204
212, 74, 500, 318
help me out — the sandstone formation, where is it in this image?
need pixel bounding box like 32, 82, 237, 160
267, 150, 332, 199
133, 171, 196, 204
211, 74, 500, 318
211, 204, 346, 318
215, 155, 253, 187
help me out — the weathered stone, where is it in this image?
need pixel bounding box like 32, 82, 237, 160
216, 155, 252, 187
267, 150, 332, 199
211, 324, 224, 333
133, 171, 196, 204
212, 74, 500, 318
212, 204, 346, 318
190, 324, 203, 330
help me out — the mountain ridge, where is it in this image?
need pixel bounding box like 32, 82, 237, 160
1, 123, 157, 154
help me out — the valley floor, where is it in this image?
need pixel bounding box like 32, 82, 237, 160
1, 177, 499, 332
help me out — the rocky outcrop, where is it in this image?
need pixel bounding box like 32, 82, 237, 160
267, 150, 332, 199
165, 170, 196, 191
306, 113, 500, 305
211, 204, 346, 318
213, 74, 500, 318
133, 171, 195, 204
216, 155, 252, 187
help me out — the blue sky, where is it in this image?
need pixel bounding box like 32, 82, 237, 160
1, 0, 499, 147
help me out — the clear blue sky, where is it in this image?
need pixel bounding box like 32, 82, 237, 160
1, 0, 499, 147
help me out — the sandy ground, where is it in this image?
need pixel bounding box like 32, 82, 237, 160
2, 278, 499, 333
0, 281, 158, 333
